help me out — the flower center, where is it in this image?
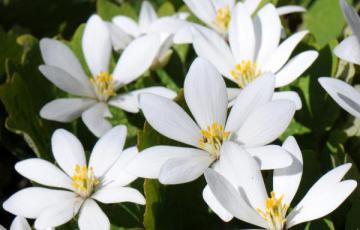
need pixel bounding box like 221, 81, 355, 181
90, 71, 116, 101
198, 122, 230, 159
212, 6, 231, 33
230, 60, 262, 88
257, 192, 289, 230
71, 164, 100, 198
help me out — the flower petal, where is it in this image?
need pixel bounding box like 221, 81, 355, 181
112, 16, 141, 37
15, 159, 72, 190
52, 129, 86, 177
139, 1, 158, 32
92, 187, 145, 205
275, 51, 318, 87
108, 22, 133, 51
78, 199, 110, 230
276, 6, 306, 16
246, 145, 293, 170
89, 125, 127, 178
334, 35, 360, 65
340, 0, 360, 42
10, 217, 31, 230
82, 15, 111, 76
81, 103, 112, 137
203, 185, 233, 222
3, 187, 75, 218
272, 91, 302, 110
243, 0, 261, 14
183, 0, 216, 25
109, 86, 176, 113
40, 98, 96, 123
139, 93, 201, 147
184, 58, 228, 129
127, 146, 206, 179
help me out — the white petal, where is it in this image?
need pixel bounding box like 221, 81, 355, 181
159, 153, 213, 184
112, 34, 161, 85
148, 17, 189, 35
226, 73, 275, 133
78, 199, 110, 230
287, 164, 357, 228
39, 38, 89, 86
334, 35, 360, 65
126, 146, 207, 179
192, 26, 236, 80
89, 125, 127, 178
276, 6, 306, 16
229, 2, 255, 62
227, 88, 241, 103
319, 77, 360, 117
246, 145, 292, 170
83, 15, 111, 76
255, 4, 282, 68
15, 159, 72, 190
173, 25, 193, 44
275, 51, 318, 87
184, 58, 228, 129
3, 187, 75, 218
40, 98, 96, 123
52, 129, 86, 177
108, 23, 133, 51
242, 0, 261, 14
183, 0, 216, 24
109, 87, 176, 113
34, 197, 82, 229
39, 65, 94, 97
139, 1, 158, 32
112, 16, 141, 37
272, 91, 302, 110
263, 31, 309, 73
81, 103, 112, 138
10, 217, 31, 230
139, 93, 201, 147
340, 0, 360, 42
92, 187, 145, 205
204, 169, 267, 228
203, 185, 233, 222
273, 137, 303, 206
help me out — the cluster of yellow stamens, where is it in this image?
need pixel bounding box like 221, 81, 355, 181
198, 122, 230, 159
212, 6, 231, 33
257, 192, 289, 230
90, 71, 116, 101
71, 164, 100, 198
230, 60, 262, 88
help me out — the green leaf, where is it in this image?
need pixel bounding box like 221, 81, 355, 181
157, 2, 175, 17
97, 0, 137, 21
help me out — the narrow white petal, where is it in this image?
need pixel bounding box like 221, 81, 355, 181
273, 137, 303, 206
78, 199, 110, 230
340, 0, 360, 42
229, 2, 255, 63
139, 1, 158, 32
81, 103, 112, 138
242, 0, 261, 14
126, 146, 206, 179
148, 17, 189, 35
227, 88, 241, 103
92, 187, 145, 205
272, 91, 302, 110
263, 31, 309, 73
234, 100, 296, 147
112, 34, 161, 85
192, 26, 236, 80
226, 74, 275, 133
183, 0, 216, 24
246, 145, 293, 170
139, 93, 201, 147
83, 15, 111, 76
89, 125, 127, 178
39, 65, 94, 97
40, 98, 96, 123
15, 159, 72, 190
112, 16, 141, 37
10, 217, 31, 230
203, 185, 233, 222
108, 22, 133, 51
184, 58, 228, 129
159, 153, 213, 184
276, 6, 306, 16
109, 87, 176, 113
275, 51, 318, 87
52, 129, 86, 177
319, 77, 360, 117
39, 38, 89, 86
334, 35, 360, 65
3, 187, 75, 218
255, 4, 282, 68
173, 26, 193, 44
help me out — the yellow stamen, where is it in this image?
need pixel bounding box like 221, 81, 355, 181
198, 122, 230, 159
90, 71, 116, 101
256, 192, 289, 230
230, 60, 262, 88
71, 164, 100, 198
212, 6, 231, 33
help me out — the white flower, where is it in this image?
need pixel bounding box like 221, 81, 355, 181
5, 216, 53, 230
333, 0, 360, 65
39, 14, 176, 137
127, 58, 296, 220
110, 1, 189, 68
205, 138, 357, 229
3, 126, 145, 230
192, 3, 318, 109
